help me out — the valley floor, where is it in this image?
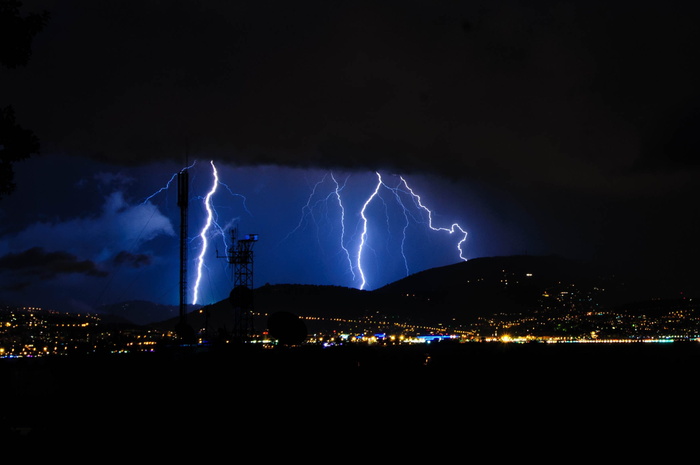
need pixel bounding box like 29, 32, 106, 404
2, 341, 698, 447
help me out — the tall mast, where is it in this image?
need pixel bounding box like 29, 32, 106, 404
176, 154, 194, 342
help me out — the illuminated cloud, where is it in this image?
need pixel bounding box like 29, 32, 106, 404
0, 190, 175, 263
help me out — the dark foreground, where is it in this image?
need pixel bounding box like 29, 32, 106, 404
2, 341, 699, 447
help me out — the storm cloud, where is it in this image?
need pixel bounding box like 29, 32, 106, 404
0, 246, 107, 279
3, 0, 698, 195
113, 250, 152, 268
1, 0, 699, 309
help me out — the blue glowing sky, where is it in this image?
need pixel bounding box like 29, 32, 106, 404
0, 154, 537, 310
1, 0, 700, 311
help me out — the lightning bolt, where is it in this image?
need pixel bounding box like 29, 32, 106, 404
357, 173, 384, 290
381, 176, 412, 277
355, 172, 468, 290
330, 173, 355, 281
192, 160, 219, 305
208, 177, 252, 266
399, 175, 468, 261
140, 160, 197, 205
279, 174, 330, 246
277, 169, 470, 292
280, 172, 357, 281
138, 160, 250, 306
218, 178, 252, 217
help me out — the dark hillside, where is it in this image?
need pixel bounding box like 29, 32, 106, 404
374, 255, 611, 322
152, 255, 688, 332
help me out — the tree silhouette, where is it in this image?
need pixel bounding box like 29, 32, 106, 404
0, 106, 39, 198
0, 0, 49, 199
267, 311, 308, 346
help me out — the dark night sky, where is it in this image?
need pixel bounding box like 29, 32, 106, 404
1, 0, 699, 312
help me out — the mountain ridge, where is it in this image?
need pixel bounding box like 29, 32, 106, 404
97, 254, 691, 328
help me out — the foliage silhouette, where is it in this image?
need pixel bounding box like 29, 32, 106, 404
0, 0, 49, 199
267, 311, 307, 346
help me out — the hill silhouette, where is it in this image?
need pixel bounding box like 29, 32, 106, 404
147, 254, 681, 334
96, 300, 187, 326
373, 254, 615, 322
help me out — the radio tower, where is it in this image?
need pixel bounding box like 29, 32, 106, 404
176, 163, 194, 343
223, 228, 258, 343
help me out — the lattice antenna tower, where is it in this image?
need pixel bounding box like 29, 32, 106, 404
221, 228, 258, 341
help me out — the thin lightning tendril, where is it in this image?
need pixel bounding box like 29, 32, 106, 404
218, 179, 252, 217
140, 160, 196, 205
400, 175, 469, 260
279, 174, 328, 247
380, 177, 411, 277
210, 179, 252, 260
280, 173, 357, 281
331, 173, 355, 280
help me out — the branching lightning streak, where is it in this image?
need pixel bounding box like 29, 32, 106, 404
209, 178, 252, 261
139, 160, 249, 305
140, 160, 197, 205
355, 172, 468, 290
218, 179, 252, 217
280, 173, 357, 281
279, 174, 328, 247
331, 173, 355, 280
192, 160, 219, 305
357, 172, 384, 290
280, 169, 469, 292
380, 177, 411, 277
399, 175, 469, 260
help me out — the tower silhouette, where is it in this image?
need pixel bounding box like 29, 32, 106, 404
175, 164, 194, 342
222, 228, 258, 342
